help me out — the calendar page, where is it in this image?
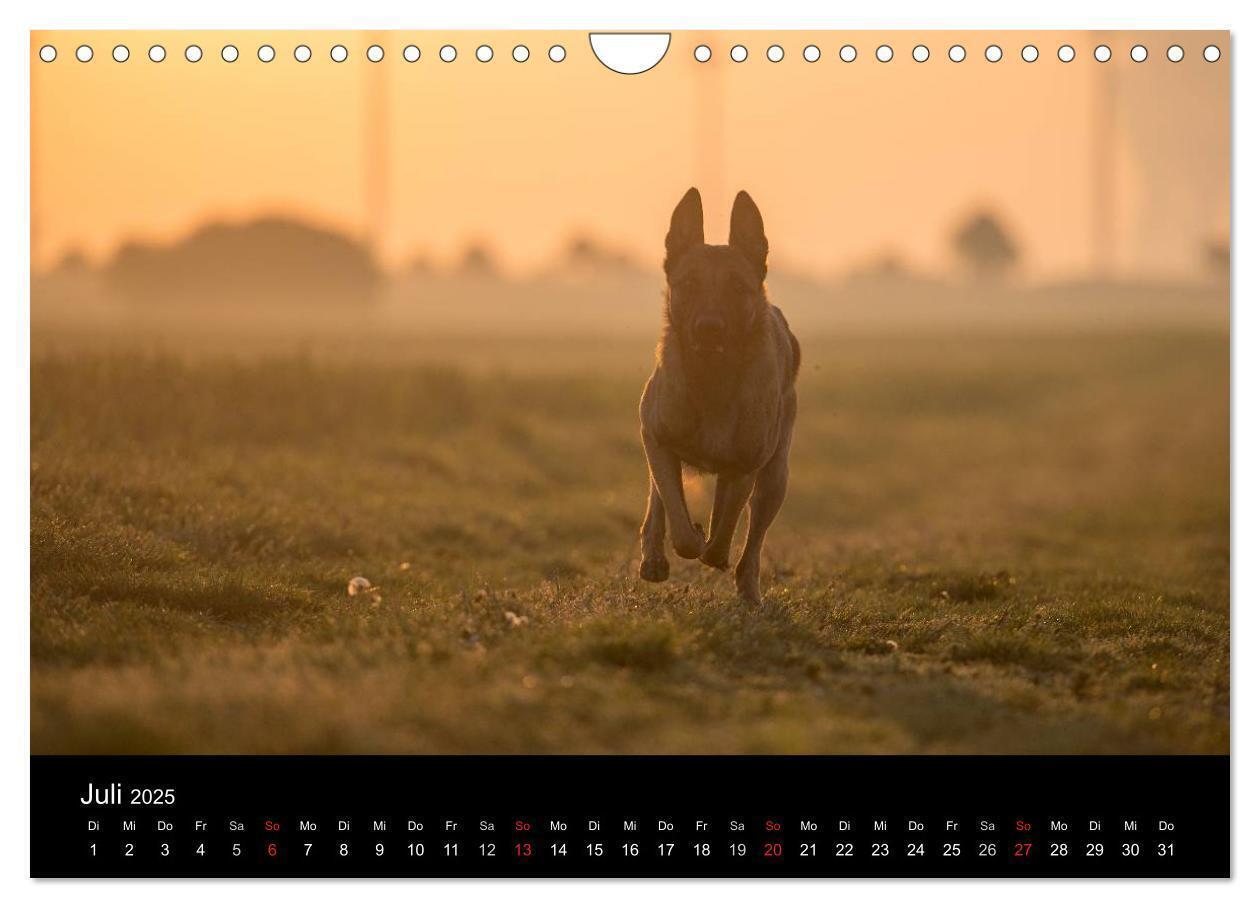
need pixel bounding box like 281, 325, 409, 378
29, 29, 1229, 878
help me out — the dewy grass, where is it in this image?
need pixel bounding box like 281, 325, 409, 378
30, 332, 1228, 755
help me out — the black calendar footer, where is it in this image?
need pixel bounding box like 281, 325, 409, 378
31, 754, 1229, 878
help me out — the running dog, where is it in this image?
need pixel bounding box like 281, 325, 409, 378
638, 188, 800, 604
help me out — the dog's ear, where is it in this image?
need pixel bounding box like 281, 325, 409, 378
665, 187, 704, 273
729, 190, 768, 282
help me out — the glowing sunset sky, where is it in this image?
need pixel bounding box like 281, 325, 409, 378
31, 30, 1228, 279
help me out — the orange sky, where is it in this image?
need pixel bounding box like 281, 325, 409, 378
31, 30, 1229, 279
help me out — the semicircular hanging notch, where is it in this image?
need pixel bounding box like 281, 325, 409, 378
588, 33, 671, 74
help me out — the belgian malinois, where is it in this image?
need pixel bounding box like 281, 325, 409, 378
638, 188, 800, 604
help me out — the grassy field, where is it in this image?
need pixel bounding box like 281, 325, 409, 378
30, 331, 1229, 754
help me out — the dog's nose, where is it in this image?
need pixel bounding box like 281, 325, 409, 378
693, 315, 724, 342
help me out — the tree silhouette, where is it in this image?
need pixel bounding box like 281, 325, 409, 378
104, 218, 379, 306
566, 234, 633, 272
458, 243, 498, 277
952, 210, 1019, 280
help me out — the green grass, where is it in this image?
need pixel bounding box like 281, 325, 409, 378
30, 332, 1229, 754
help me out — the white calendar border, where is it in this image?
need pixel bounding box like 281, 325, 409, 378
1, 0, 1249, 904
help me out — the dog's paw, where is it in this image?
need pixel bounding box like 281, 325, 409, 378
672, 523, 705, 560
699, 546, 730, 571
639, 556, 670, 583
735, 563, 763, 605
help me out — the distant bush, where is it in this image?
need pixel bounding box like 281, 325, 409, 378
1203, 238, 1229, 281
457, 242, 499, 277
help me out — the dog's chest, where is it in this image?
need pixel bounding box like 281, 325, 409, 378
660, 383, 780, 474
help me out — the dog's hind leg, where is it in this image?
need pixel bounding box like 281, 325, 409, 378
641, 430, 705, 559
700, 472, 756, 571
639, 480, 670, 582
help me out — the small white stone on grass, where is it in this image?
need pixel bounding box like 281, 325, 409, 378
348, 576, 373, 597
504, 610, 529, 628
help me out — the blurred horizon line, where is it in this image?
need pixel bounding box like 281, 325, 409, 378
31, 207, 1232, 288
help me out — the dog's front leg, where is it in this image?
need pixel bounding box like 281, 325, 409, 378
700, 472, 756, 571
736, 401, 795, 604
640, 430, 705, 559
639, 480, 670, 582
736, 454, 788, 605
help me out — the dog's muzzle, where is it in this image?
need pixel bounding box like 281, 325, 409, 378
690, 316, 727, 354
